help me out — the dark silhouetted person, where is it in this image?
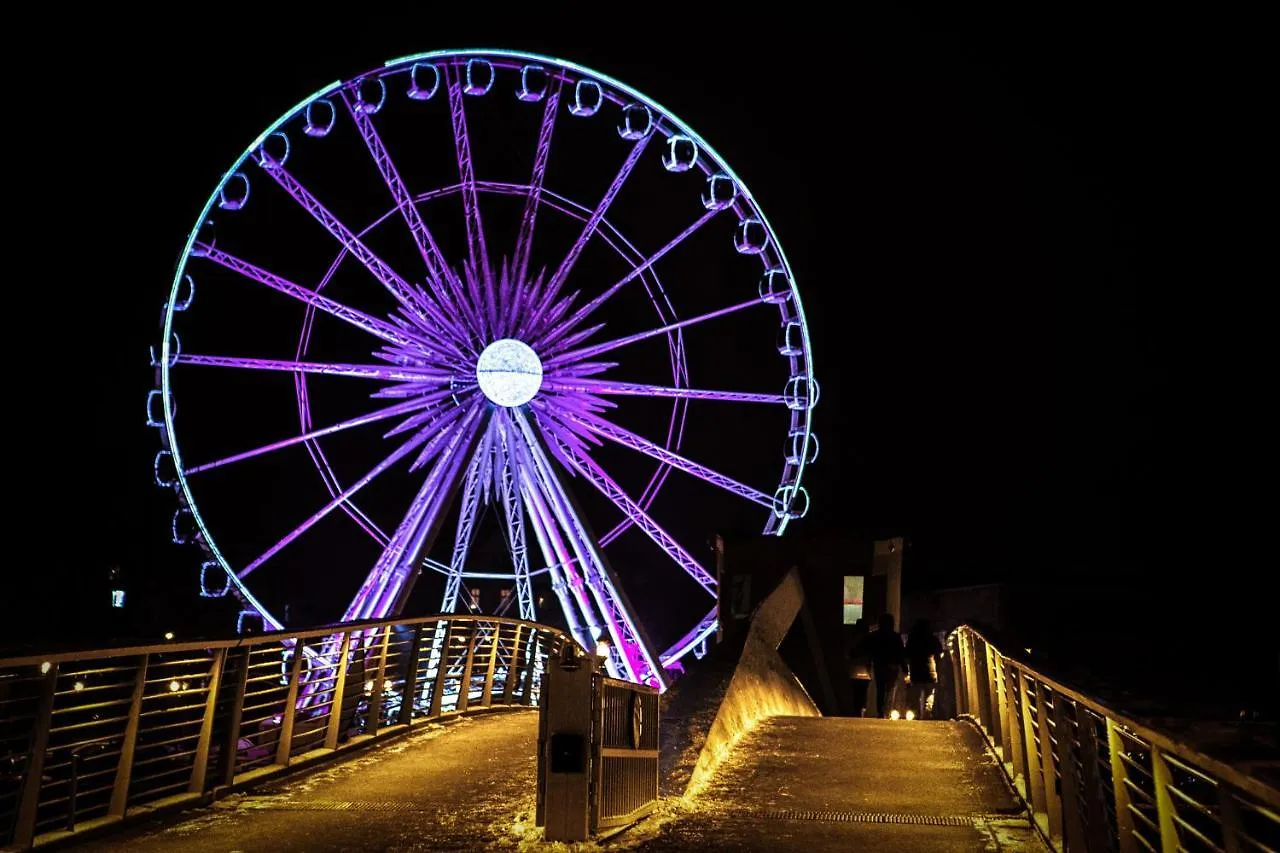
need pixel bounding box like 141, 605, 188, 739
906, 619, 944, 719
868, 613, 904, 717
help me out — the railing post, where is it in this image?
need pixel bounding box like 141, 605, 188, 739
1016, 670, 1048, 820
1075, 707, 1113, 853
975, 639, 995, 734
189, 648, 226, 794
14, 662, 58, 848
1106, 717, 1140, 853
964, 632, 982, 719
458, 623, 480, 712
1034, 680, 1063, 842
109, 654, 149, 817
1052, 694, 1086, 851
481, 623, 501, 707
429, 621, 455, 718
368, 627, 392, 735
1008, 655, 1029, 788
1217, 782, 1245, 853
517, 633, 542, 705
983, 641, 1003, 748
218, 648, 251, 787
398, 624, 426, 726
503, 624, 525, 705
324, 631, 353, 750
274, 642, 305, 766
1149, 745, 1180, 853
993, 653, 1013, 766
948, 633, 966, 716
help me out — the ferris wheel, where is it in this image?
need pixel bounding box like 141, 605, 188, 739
148, 49, 817, 687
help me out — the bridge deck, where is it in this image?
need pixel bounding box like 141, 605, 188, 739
64, 713, 1046, 852
637, 716, 1049, 852
73, 710, 541, 853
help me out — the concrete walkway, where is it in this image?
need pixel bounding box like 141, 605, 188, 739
71, 710, 541, 853
65, 713, 1045, 852
635, 716, 1049, 852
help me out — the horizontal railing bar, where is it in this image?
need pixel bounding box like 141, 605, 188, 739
1171, 813, 1226, 852
138, 701, 209, 717
49, 715, 131, 735
51, 697, 134, 714
1125, 777, 1157, 803
1, 614, 566, 670
1132, 828, 1159, 852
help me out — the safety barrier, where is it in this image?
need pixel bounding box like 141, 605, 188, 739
950, 626, 1280, 853
592, 675, 659, 832
0, 615, 570, 850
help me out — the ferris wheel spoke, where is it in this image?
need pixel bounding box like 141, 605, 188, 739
526, 132, 656, 339
184, 395, 436, 476
543, 377, 786, 405
511, 78, 564, 312
440, 423, 494, 613
235, 413, 447, 580
445, 63, 493, 311
539, 424, 718, 598
545, 297, 759, 369
196, 243, 431, 353
345, 404, 486, 621
533, 207, 722, 350
552, 408, 774, 509
257, 157, 468, 357
340, 90, 468, 312
511, 408, 667, 686
175, 354, 453, 384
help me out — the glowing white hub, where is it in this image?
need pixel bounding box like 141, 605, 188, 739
476, 339, 543, 407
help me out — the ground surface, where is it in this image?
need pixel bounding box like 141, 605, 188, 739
64, 712, 1047, 852
73, 711, 542, 853
633, 716, 1048, 853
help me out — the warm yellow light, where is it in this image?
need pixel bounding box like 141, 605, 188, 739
595, 640, 611, 658
905, 710, 916, 721
73, 681, 86, 692
168, 680, 181, 692
164, 632, 175, 641
39, 661, 52, 674
889, 709, 901, 721
364, 680, 375, 694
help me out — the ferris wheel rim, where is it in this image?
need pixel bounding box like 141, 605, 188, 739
156, 48, 816, 657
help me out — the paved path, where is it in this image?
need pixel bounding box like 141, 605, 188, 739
68, 713, 1046, 852
634, 717, 1049, 853
74, 711, 541, 853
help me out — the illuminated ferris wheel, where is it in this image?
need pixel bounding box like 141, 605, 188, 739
148, 49, 817, 686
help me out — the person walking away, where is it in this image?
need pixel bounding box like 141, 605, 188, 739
906, 619, 944, 719
868, 613, 904, 718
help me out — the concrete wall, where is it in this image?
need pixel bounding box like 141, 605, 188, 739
684, 568, 820, 798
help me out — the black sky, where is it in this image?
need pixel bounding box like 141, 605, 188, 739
9, 9, 1261, 647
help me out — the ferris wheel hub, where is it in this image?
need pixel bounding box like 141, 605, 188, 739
475, 338, 543, 407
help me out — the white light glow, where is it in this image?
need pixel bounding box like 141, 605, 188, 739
889, 709, 901, 721
595, 640, 612, 658
905, 710, 916, 721
476, 339, 542, 407
40, 661, 52, 674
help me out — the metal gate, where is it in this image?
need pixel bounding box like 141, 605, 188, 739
537, 648, 659, 840
591, 676, 659, 832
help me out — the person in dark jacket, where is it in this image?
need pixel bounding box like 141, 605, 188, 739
906, 619, 944, 719
868, 613, 905, 717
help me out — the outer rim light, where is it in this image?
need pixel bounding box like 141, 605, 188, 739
159, 49, 815, 635
476, 339, 543, 407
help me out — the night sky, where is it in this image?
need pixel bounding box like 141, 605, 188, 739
9, 11, 1260, 662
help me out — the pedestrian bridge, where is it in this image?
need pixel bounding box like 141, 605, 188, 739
3, 589, 1277, 852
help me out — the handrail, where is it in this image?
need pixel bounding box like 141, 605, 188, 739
949, 625, 1280, 853
0, 614, 575, 850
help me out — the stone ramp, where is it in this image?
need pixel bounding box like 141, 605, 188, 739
62, 711, 542, 853
636, 716, 1049, 853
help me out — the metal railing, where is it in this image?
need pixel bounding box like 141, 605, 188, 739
0, 614, 571, 850
591, 675, 659, 833
949, 626, 1280, 853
